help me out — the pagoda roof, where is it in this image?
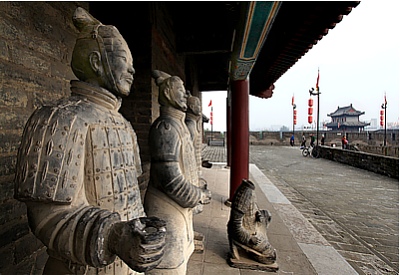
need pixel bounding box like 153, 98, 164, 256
327, 104, 365, 117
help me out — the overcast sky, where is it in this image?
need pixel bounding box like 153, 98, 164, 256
201, 0, 399, 132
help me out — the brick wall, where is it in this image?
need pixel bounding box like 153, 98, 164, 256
0, 2, 199, 273
0, 2, 88, 274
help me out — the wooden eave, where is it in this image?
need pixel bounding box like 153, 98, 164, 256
89, 1, 360, 98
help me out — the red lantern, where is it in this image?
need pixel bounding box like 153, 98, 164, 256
380, 110, 384, 116
308, 98, 313, 107
308, 107, 313, 115
293, 110, 297, 115
308, 115, 313, 124
380, 115, 384, 126
210, 112, 213, 125
294, 119, 297, 125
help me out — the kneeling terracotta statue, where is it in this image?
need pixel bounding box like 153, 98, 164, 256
227, 179, 278, 271
14, 7, 166, 275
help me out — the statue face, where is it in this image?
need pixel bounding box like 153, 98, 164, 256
107, 37, 135, 96
188, 97, 201, 116
171, 81, 188, 111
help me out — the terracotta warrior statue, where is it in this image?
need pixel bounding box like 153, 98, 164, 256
185, 95, 202, 177
227, 179, 278, 270
185, 95, 209, 214
14, 7, 166, 275
144, 70, 211, 274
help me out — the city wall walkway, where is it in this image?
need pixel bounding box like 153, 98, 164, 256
188, 145, 398, 275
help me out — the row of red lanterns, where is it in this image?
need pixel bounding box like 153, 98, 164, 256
292, 98, 314, 125
308, 98, 313, 124
380, 109, 384, 126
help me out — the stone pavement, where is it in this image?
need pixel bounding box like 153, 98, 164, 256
188, 145, 398, 275
202, 144, 227, 163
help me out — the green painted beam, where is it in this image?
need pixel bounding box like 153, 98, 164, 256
231, 1, 281, 81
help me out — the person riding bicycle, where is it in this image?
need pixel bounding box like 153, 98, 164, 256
300, 133, 306, 149
310, 133, 316, 147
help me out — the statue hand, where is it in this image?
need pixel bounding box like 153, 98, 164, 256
109, 217, 167, 272
200, 188, 212, 204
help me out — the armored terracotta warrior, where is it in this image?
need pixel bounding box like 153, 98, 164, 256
144, 70, 211, 274
185, 95, 202, 177
14, 7, 166, 275
185, 95, 209, 214
227, 179, 278, 271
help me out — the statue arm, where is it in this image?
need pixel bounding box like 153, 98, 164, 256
25, 200, 120, 267
26, 197, 166, 272
151, 162, 204, 208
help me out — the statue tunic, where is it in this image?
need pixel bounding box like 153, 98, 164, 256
144, 107, 200, 272
185, 113, 202, 178
15, 80, 144, 275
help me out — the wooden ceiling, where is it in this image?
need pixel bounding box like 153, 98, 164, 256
90, 1, 360, 99
168, 1, 360, 98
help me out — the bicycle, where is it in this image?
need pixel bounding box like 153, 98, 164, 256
302, 145, 312, 157
302, 145, 320, 158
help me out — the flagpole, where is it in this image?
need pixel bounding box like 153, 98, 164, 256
292, 94, 296, 144
208, 99, 213, 144
317, 87, 320, 147
211, 106, 213, 142
309, 68, 320, 149
381, 93, 387, 147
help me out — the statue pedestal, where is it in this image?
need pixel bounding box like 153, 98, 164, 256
228, 245, 279, 272
193, 231, 205, 253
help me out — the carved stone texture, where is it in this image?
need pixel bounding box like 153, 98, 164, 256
227, 179, 278, 271
14, 7, 166, 275
185, 95, 203, 178
144, 70, 211, 275
185, 95, 210, 217
185, 95, 208, 253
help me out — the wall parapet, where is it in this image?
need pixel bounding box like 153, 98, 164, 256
318, 146, 399, 179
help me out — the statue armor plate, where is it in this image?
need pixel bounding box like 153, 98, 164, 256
16, 94, 144, 219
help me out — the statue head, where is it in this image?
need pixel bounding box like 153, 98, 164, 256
151, 70, 188, 112
187, 96, 201, 116
71, 7, 135, 97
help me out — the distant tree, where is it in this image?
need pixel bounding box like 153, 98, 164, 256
280, 125, 290, 131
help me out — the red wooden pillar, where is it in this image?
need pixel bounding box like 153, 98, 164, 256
229, 79, 249, 201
